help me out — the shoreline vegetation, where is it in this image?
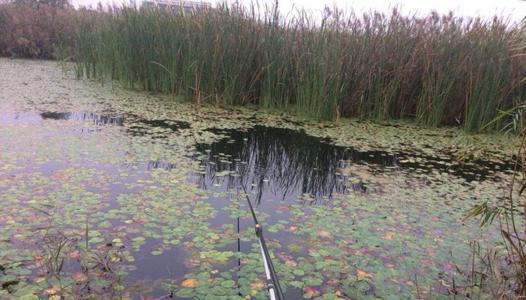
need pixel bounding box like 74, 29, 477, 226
0, 1, 524, 132
0, 0, 526, 298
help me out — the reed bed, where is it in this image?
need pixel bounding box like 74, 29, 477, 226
69, 4, 525, 131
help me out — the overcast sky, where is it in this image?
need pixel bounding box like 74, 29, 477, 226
73, 0, 526, 23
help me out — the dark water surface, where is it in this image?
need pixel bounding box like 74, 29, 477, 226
194, 125, 515, 195
40, 111, 125, 126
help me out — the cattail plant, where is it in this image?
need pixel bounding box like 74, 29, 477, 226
68, 3, 526, 132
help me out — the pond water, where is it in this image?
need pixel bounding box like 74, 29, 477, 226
0, 59, 518, 299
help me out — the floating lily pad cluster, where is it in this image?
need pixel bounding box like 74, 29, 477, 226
0, 58, 520, 299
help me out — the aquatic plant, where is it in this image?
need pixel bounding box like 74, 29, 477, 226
0, 58, 519, 298
69, 3, 526, 132
463, 26, 526, 297
464, 135, 526, 296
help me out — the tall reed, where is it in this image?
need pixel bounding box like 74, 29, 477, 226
70, 3, 526, 131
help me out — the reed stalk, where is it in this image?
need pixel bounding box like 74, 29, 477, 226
67, 3, 526, 131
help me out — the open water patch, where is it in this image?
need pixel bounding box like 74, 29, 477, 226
40, 111, 124, 126
193, 125, 515, 204
0, 111, 191, 137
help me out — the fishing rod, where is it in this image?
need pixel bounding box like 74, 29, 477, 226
240, 183, 285, 300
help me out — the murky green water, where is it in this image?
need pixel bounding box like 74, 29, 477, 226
0, 59, 518, 299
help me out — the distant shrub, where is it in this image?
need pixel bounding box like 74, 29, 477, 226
0, 2, 76, 59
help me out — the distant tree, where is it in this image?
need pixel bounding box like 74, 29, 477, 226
13, 0, 70, 9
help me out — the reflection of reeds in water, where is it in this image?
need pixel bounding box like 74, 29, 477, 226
194, 126, 372, 203
195, 126, 516, 204
40, 112, 124, 126
147, 160, 176, 171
